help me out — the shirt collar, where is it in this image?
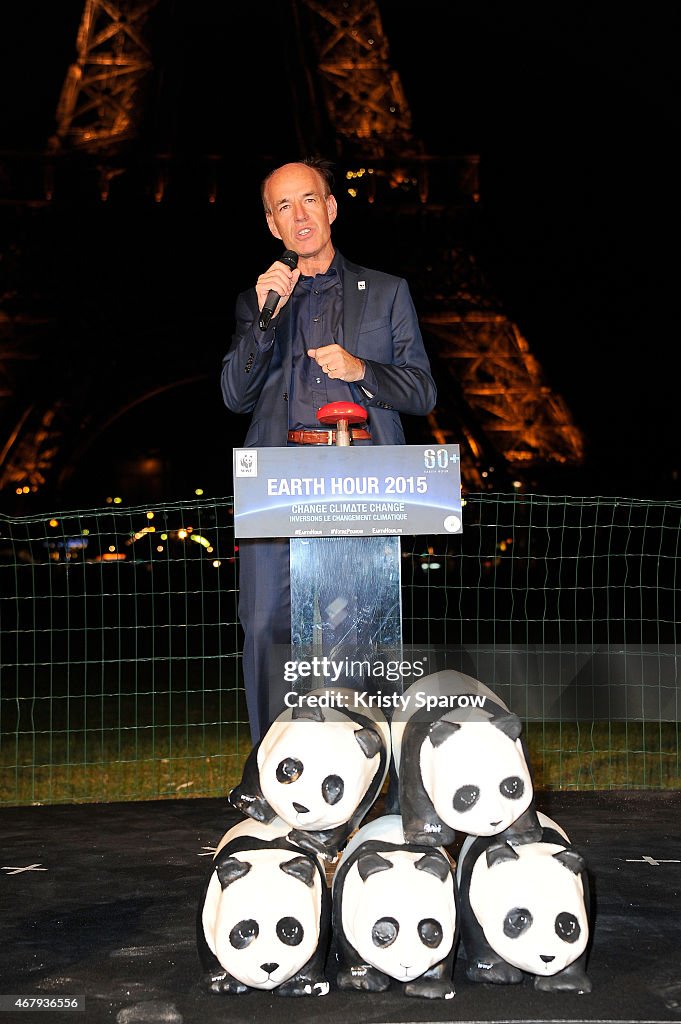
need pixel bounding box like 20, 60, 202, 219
298, 249, 342, 283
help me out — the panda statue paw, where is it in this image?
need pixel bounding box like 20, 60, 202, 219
466, 960, 524, 985
276, 972, 330, 997
403, 978, 455, 1000
336, 964, 391, 992
534, 965, 592, 995
200, 970, 249, 996
288, 824, 348, 860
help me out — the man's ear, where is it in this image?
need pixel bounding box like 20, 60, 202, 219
266, 211, 282, 240
326, 194, 337, 225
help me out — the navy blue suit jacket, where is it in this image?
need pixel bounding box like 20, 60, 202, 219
221, 252, 436, 446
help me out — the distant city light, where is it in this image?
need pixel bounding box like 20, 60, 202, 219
190, 534, 211, 549
130, 526, 156, 542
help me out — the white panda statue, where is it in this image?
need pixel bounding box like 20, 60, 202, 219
197, 815, 331, 996
330, 814, 458, 999
228, 687, 391, 858
391, 670, 541, 846
456, 812, 592, 993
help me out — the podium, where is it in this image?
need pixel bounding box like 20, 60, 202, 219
233, 434, 462, 702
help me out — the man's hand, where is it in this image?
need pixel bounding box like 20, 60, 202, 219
255, 260, 300, 322
308, 344, 365, 383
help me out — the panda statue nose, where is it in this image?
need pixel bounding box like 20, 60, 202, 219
293, 802, 309, 813
261, 962, 279, 975
540, 954, 555, 963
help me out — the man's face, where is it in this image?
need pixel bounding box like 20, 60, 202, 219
264, 163, 337, 264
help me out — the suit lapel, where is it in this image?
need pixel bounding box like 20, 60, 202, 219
341, 260, 368, 356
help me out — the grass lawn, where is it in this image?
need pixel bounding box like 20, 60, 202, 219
1, 720, 679, 807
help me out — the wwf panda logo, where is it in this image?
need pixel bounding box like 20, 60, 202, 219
331, 815, 458, 999
197, 817, 331, 995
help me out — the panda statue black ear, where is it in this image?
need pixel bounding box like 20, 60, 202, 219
353, 726, 383, 759
428, 719, 460, 748
415, 852, 451, 882
216, 857, 252, 890
486, 841, 520, 868
553, 848, 586, 875
357, 850, 394, 881
292, 702, 326, 723
493, 711, 523, 741
280, 854, 317, 888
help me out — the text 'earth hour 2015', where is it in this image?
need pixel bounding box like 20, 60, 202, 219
266, 476, 429, 496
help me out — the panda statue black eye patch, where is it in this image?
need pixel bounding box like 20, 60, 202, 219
276, 757, 303, 783
321, 774, 344, 805
229, 918, 259, 949
452, 784, 479, 812
499, 775, 524, 800
277, 916, 304, 946
503, 907, 533, 938
555, 912, 581, 942
372, 916, 399, 947
417, 918, 443, 948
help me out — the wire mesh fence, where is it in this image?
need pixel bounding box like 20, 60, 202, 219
1, 492, 679, 806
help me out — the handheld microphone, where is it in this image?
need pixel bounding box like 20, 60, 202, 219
258, 249, 299, 330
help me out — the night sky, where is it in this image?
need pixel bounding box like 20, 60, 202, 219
0, 1, 677, 504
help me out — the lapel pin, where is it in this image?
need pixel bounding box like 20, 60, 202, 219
358, 280, 366, 290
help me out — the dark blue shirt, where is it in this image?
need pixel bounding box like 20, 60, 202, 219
288, 251, 359, 431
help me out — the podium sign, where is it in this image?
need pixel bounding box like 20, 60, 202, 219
233, 444, 462, 539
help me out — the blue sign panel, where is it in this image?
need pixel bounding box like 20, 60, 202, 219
232, 444, 462, 538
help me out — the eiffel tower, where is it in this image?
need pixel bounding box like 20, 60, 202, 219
0, 0, 584, 503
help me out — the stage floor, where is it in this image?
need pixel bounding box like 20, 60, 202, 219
1, 790, 680, 1024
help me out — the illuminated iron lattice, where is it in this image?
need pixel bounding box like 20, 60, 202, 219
48, 0, 160, 159
0, 0, 584, 499
296, 0, 584, 486
299, 0, 419, 159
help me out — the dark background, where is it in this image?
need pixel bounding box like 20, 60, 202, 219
0, 1, 677, 508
